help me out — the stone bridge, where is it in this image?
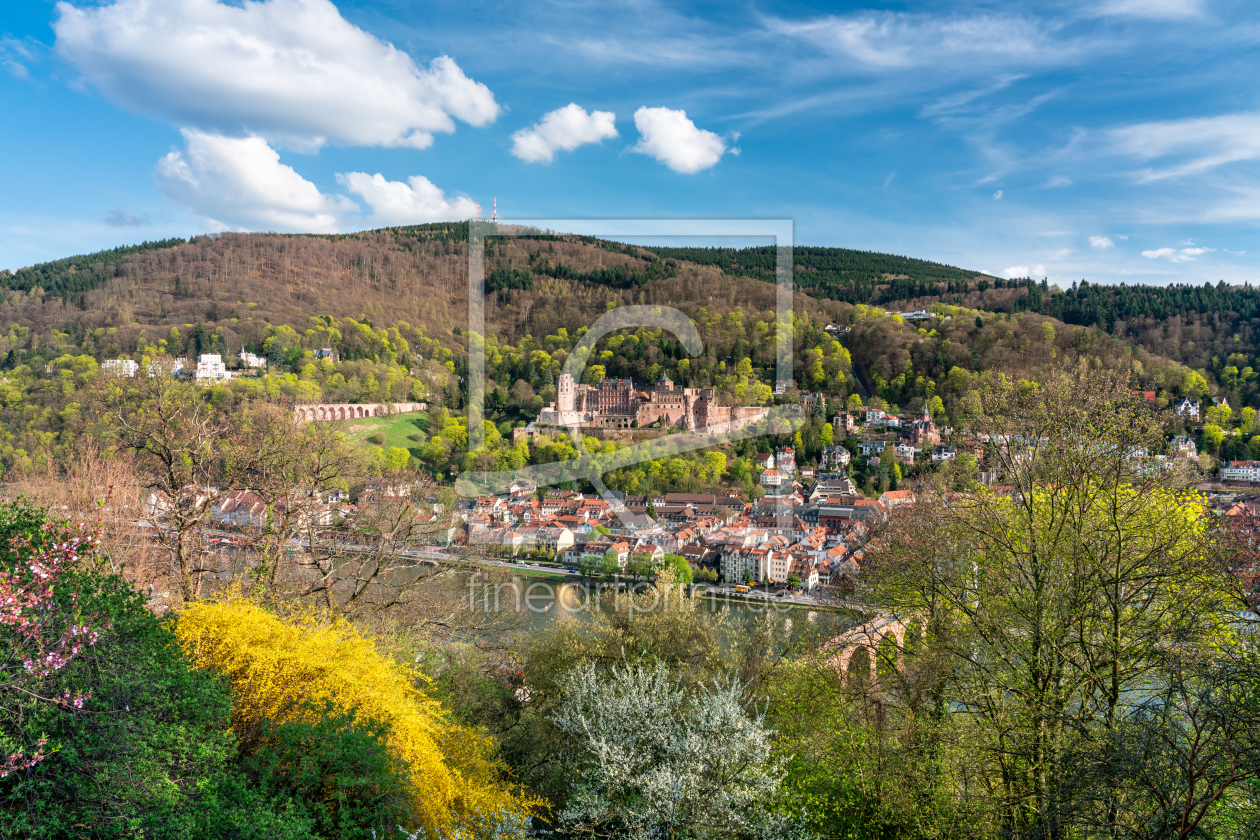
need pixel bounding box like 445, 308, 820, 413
294, 402, 427, 422
826, 612, 923, 683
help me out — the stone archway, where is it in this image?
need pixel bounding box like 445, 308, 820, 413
826, 613, 916, 682
296, 401, 426, 423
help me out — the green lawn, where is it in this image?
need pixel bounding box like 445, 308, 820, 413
339, 412, 430, 459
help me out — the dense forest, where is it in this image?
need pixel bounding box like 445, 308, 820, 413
643, 244, 988, 303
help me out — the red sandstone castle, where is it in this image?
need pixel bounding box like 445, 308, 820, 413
538, 373, 769, 434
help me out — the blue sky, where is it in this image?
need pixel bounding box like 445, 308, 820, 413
1, 0, 1257, 287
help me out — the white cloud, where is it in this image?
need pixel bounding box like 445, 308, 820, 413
631, 107, 729, 174
337, 172, 476, 225
1142, 246, 1214, 262
154, 129, 355, 232
1001, 264, 1046, 279
54, 0, 499, 150
511, 104, 618, 163
1093, 0, 1204, 20
771, 12, 1085, 71
993, 190, 1004, 199
1089, 236, 1114, 249
104, 208, 146, 227
1, 37, 33, 79
1046, 175, 1072, 187
1109, 112, 1260, 182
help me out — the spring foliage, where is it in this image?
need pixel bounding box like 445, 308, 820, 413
174, 598, 536, 836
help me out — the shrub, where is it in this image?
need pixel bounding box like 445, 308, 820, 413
242, 703, 411, 840
174, 598, 538, 837
0, 504, 316, 839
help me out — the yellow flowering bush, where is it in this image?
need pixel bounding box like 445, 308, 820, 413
175, 597, 537, 837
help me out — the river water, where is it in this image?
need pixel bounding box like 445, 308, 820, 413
455, 570, 863, 643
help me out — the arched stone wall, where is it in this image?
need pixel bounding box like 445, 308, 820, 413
293, 402, 427, 423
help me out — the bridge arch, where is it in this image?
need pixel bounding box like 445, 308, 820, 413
827, 613, 918, 685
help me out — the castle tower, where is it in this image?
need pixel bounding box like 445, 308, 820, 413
557, 373, 576, 412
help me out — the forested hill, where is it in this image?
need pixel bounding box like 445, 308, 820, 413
2, 227, 1254, 403
1, 238, 188, 298
635, 244, 1260, 393
642, 244, 990, 304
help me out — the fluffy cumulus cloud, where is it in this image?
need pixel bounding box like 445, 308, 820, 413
337, 172, 476, 225
54, 0, 499, 150
511, 104, 618, 163
154, 130, 476, 231
1142, 246, 1214, 262
154, 129, 356, 232
1001, 264, 1046, 279
1089, 235, 1114, 249
631, 107, 729, 174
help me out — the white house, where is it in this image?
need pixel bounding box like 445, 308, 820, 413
820, 445, 851, 470
721, 547, 772, 584
894, 442, 920, 463
102, 359, 139, 377
196, 354, 228, 382
536, 526, 575, 553
760, 469, 786, 489
1174, 397, 1201, 421
857, 439, 888, 457
1172, 435, 1197, 456
1222, 461, 1260, 484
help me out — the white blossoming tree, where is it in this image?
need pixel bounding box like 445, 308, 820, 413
549, 660, 810, 840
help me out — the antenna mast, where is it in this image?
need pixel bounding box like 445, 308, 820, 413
492, 196, 498, 224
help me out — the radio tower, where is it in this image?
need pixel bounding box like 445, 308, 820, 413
492, 196, 498, 224
475, 202, 481, 221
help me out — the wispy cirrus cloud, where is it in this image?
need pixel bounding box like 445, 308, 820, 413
1091, 0, 1205, 20
1109, 112, 1260, 182
768, 11, 1095, 72
0, 37, 32, 79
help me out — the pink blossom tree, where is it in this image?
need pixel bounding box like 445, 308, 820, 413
0, 522, 106, 778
